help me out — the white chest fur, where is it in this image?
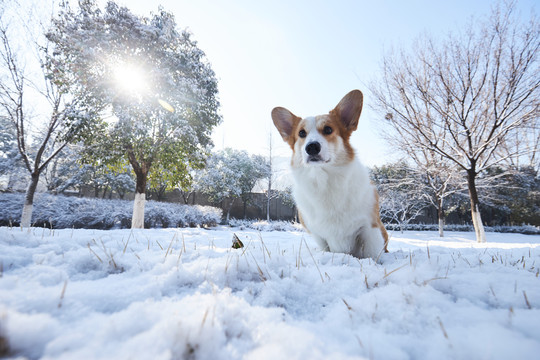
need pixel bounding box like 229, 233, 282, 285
292, 160, 383, 258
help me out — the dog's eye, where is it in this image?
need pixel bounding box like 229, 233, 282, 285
299, 129, 307, 138
323, 126, 333, 135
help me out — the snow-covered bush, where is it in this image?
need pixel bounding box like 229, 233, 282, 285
228, 219, 303, 232
384, 222, 540, 235
227, 219, 540, 235
0, 193, 222, 229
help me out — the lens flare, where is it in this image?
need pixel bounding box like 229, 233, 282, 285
158, 99, 175, 113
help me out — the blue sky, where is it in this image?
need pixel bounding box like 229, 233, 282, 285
109, 0, 537, 165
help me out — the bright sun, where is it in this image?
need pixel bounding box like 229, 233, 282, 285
112, 63, 148, 96
109, 61, 174, 112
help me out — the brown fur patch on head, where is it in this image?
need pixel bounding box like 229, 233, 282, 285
322, 112, 356, 162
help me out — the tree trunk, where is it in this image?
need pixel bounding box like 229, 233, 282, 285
226, 198, 235, 223
437, 197, 444, 238
467, 169, 486, 243
266, 181, 271, 222
131, 171, 147, 229
266, 197, 270, 222
21, 173, 40, 227
267, 133, 273, 222
399, 212, 405, 233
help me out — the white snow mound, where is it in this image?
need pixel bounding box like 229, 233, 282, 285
0, 227, 539, 359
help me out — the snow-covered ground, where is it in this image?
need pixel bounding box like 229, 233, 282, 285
1, 226, 539, 359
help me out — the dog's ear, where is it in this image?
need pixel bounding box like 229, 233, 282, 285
271, 107, 300, 145
333, 90, 363, 132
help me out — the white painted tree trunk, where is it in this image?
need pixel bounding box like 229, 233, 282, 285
438, 218, 444, 238
131, 192, 146, 229
471, 204, 486, 243
21, 174, 40, 228
21, 204, 33, 228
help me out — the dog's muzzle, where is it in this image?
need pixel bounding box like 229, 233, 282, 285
305, 141, 324, 162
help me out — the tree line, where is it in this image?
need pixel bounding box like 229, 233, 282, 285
0, 1, 538, 240
371, 161, 539, 236
4, 141, 537, 234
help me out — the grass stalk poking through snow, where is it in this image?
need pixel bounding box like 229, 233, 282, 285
87, 243, 103, 263
58, 280, 68, 308
523, 291, 532, 309
164, 233, 177, 260
303, 237, 324, 283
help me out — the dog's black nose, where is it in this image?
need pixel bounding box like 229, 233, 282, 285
305, 141, 321, 156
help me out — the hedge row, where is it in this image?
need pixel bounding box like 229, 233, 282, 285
0, 192, 222, 229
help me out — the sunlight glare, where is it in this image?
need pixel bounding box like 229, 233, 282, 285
112, 63, 148, 96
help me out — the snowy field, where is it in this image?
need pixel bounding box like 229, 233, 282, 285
1, 226, 539, 360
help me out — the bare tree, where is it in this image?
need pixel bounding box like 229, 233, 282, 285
372, 162, 430, 233
403, 146, 463, 237
500, 119, 540, 172
264, 133, 281, 221
379, 106, 463, 237
0, 4, 95, 227
417, 155, 463, 238
370, 2, 539, 242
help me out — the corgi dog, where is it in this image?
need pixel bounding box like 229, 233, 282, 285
272, 90, 388, 260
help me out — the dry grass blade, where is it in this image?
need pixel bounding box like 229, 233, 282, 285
248, 251, 268, 282
296, 237, 304, 268
109, 253, 118, 270
303, 237, 324, 283
382, 264, 408, 279
132, 249, 141, 260
438, 317, 449, 340
176, 249, 183, 267
182, 233, 186, 253
165, 233, 177, 259
355, 335, 364, 349
58, 280, 68, 308
422, 277, 447, 286
0, 316, 9, 357
200, 308, 209, 329
258, 232, 271, 259
87, 243, 103, 263
523, 291, 532, 309
342, 298, 352, 311
122, 231, 132, 254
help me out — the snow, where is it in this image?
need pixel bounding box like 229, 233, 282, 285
1, 226, 539, 359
